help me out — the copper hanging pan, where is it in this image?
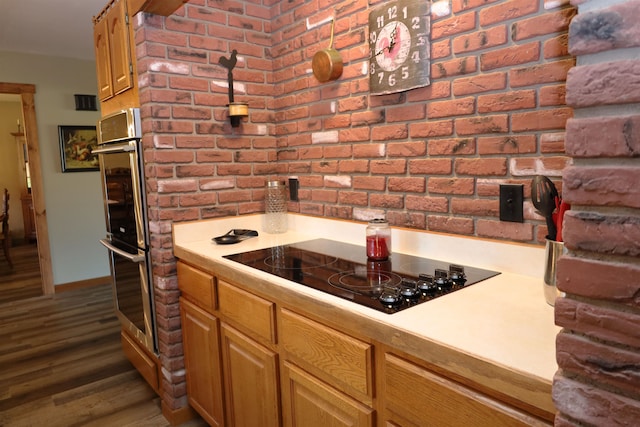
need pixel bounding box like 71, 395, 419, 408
312, 18, 343, 82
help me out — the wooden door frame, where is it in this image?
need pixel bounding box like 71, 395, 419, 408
0, 82, 54, 295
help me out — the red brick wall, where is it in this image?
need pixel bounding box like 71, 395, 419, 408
276, 0, 575, 243
555, 0, 640, 425
132, 0, 577, 413
134, 0, 277, 410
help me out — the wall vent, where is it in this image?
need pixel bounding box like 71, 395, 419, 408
74, 94, 97, 111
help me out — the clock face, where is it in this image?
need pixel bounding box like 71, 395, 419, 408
375, 21, 411, 72
368, 0, 431, 95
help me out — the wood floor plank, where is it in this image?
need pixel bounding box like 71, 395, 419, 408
0, 244, 42, 304
0, 247, 207, 426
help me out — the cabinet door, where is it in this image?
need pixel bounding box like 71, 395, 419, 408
220, 323, 280, 427
93, 16, 113, 101
282, 361, 374, 427
107, 0, 133, 96
180, 297, 225, 427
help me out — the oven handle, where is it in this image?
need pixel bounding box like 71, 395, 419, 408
100, 239, 145, 263
92, 144, 136, 154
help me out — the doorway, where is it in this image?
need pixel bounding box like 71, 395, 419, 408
0, 82, 53, 295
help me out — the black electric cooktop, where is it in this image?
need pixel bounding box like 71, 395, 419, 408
223, 239, 500, 314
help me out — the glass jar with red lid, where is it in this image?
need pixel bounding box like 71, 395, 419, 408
366, 218, 391, 260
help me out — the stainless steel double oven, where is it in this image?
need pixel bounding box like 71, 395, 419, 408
94, 108, 157, 354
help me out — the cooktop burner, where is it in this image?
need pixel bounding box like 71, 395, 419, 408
223, 239, 500, 314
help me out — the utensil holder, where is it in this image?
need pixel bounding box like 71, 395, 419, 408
264, 180, 288, 234
543, 239, 565, 306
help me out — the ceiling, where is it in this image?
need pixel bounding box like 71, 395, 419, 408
0, 0, 107, 61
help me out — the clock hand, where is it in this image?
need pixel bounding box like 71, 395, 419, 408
375, 23, 399, 57
375, 39, 392, 56
389, 24, 397, 50
375, 46, 389, 56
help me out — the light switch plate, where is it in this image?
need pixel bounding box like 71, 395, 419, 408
499, 184, 524, 223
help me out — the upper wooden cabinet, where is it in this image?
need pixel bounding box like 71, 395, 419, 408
93, 0, 133, 102
94, 17, 112, 100
108, 1, 133, 97
93, 0, 186, 114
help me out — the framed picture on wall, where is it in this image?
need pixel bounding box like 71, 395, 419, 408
58, 125, 99, 172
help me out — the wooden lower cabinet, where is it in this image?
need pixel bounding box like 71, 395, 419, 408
281, 361, 374, 427
177, 260, 552, 427
381, 352, 550, 427
220, 323, 281, 427
180, 297, 224, 427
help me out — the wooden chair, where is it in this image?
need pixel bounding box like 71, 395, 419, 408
1, 188, 12, 268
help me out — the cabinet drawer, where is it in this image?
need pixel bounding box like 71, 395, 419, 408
121, 329, 159, 393
218, 279, 276, 344
177, 261, 216, 311
383, 353, 549, 427
280, 309, 373, 403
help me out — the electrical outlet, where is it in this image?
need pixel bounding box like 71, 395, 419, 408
499, 184, 524, 223
288, 178, 299, 201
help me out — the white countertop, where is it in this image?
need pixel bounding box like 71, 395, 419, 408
173, 214, 560, 383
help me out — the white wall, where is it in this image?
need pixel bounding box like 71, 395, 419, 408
0, 50, 109, 285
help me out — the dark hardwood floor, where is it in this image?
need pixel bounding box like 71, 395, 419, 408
0, 244, 43, 304
0, 244, 207, 426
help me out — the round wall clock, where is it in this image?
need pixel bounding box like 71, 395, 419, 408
368, 0, 431, 95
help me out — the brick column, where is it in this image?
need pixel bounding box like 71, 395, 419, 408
554, 0, 640, 425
